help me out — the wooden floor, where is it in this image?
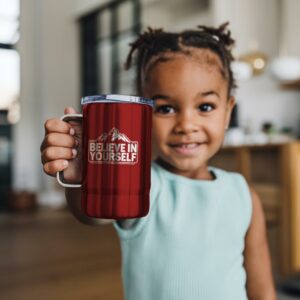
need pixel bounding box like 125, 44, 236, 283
0, 209, 124, 300
0, 208, 295, 300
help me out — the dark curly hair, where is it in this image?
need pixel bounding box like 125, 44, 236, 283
125, 22, 236, 98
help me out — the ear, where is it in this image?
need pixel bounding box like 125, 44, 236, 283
225, 96, 236, 129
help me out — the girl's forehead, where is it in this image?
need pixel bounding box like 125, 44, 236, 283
142, 52, 229, 98
144, 49, 225, 79
182, 47, 223, 67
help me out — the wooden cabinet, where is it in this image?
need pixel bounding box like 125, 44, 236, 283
209, 141, 300, 278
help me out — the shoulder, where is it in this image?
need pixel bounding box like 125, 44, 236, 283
246, 186, 265, 235
211, 167, 250, 193
237, 182, 265, 236
212, 167, 253, 227
242, 185, 264, 231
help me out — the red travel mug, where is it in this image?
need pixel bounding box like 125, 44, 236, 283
57, 94, 153, 219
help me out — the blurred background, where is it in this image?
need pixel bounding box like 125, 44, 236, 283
0, 0, 300, 299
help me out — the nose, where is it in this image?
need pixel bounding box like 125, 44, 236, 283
173, 111, 200, 135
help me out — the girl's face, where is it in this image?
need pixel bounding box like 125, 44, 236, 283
142, 52, 235, 179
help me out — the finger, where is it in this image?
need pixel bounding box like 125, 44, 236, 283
40, 133, 78, 153
42, 146, 77, 164
44, 119, 74, 135
41, 133, 78, 151
64, 106, 78, 115
43, 160, 69, 177
64, 107, 82, 129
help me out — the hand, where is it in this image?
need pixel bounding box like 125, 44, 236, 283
40, 107, 82, 183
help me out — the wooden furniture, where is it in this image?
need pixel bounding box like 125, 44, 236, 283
209, 141, 300, 278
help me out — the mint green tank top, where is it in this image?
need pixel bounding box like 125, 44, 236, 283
114, 161, 252, 300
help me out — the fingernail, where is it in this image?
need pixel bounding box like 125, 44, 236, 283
70, 128, 75, 135
72, 149, 77, 158
63, 160, 69, 167
74, 139, 79, 147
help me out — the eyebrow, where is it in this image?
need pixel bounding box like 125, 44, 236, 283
201, 90, 220, 98
151, 91, 221, 101
151, 94, 170, 101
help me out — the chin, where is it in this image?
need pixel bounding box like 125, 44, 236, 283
177, 160, 204, 173
158, 156, 206, 173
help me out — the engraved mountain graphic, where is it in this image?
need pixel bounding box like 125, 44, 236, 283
97, 128, 131, 143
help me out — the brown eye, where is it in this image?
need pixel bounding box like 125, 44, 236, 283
198, 103, 215, 112
154, 105, 175, 114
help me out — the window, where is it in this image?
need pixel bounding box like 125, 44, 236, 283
0, 49, 20, 109
0, 0, 19, 44
0, 0, 19, 209
0, 0, 20, 123
80, 0, 141, 96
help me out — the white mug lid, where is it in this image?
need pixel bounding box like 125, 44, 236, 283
81, 94, 154, 107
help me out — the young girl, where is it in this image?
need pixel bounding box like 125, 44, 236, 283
40, 23, 276, 299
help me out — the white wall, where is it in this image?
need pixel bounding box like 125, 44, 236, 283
142, 0, 299, 134
284, 0, 300, 56
142, 0, 212, 31
74, 0, 212, 30
16, 0, 300, 193
237, 74, 300, 133
15, 0, 80, 191
74, 0, 109, 17
212, 0, 279, 56
212, 0, 300, 134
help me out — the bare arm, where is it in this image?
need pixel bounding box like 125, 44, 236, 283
244, 187, 277, 300
65, 189, 137, 228
65, 188, 113, 226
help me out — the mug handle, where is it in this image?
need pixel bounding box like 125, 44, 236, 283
56, 113, 83, 188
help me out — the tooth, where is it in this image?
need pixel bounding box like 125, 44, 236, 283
187, 144, 196, 148
178, 144, 193, 148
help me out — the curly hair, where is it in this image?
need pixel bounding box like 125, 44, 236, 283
125, 22, 236, 97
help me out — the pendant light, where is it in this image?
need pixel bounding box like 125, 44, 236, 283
269, 0, 300, 82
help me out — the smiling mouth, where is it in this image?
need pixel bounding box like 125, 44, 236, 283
168, 142, 205, 155
171, 143, 200, 148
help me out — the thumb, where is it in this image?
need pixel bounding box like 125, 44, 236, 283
64, 106, 78, 114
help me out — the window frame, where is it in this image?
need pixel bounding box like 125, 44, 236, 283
79, 0, 141, 97
0, 42, 14, 50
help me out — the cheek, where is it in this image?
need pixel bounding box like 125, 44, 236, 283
151, 119, 165, 157
207, 113, 227, 140
151, 118, 163, 145
152, 117, 172, 147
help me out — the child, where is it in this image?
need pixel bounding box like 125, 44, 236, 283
40, 23, 276, 299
